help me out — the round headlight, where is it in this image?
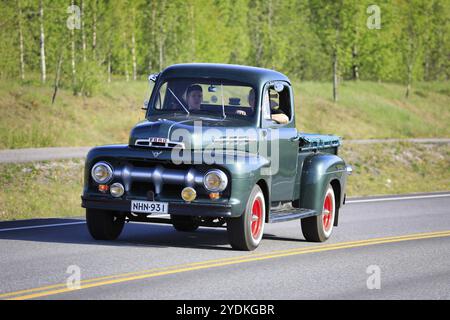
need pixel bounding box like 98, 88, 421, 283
91, 162, 113, 184
203, 169, 228, 192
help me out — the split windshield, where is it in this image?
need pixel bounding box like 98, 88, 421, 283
149, 78, 256, 120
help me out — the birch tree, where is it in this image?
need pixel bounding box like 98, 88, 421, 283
39, 0, 46, 83
17, 0, 25, 80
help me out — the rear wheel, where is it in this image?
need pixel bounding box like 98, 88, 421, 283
301, 184, 336, 242
227, 185, 265, 251
171, 215, 199, 232
86, 208, 125, 240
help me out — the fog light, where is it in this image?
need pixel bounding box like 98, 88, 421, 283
110, 183, 124, 198
209, 192, 220, 200
181, 187, 196, 202
98, 184, 109, 193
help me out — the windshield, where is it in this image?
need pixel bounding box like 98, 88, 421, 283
149, 78, 256, 120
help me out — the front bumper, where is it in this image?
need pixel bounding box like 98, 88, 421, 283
81, 195, 233, 218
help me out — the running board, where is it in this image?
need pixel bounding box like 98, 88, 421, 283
268, 206, 317, 223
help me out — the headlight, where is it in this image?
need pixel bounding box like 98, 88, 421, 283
91, 162, 113, 184
203, 169, 228, 192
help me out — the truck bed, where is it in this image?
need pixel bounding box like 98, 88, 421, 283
298, 133, 341, 154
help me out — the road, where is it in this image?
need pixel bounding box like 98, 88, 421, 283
0, 192, 449, 300
1, 138, 449, 163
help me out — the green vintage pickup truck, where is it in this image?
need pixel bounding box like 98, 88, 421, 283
81, 63, 352, 251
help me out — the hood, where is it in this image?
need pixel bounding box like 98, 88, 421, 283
129, 116, 256, 151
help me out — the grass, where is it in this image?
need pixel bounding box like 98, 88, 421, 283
341, 142, 450, 196
0, 79, 449, 149
0, 142, 448, 221
0, 159, 85, 220
0, 79, 147, 149
295, 81, 450, 139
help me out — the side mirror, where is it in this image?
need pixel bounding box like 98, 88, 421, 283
273, 82, 284, 92
148, 73, 159, 83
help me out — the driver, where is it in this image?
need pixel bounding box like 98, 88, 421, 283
185, 84, 203, 111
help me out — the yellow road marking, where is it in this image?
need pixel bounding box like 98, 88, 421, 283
3, 230, 450, 300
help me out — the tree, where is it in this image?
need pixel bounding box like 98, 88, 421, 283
17, 0, 25, 80
396, 0, 432, 98
308, 0, 355, 101
39, 0, 46, 83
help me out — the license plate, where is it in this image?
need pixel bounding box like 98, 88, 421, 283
131, 200, 168, 215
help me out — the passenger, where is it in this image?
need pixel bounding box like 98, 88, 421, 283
270, 100, 289, 124
236, 88, 255, 116
246, 88, 289, 124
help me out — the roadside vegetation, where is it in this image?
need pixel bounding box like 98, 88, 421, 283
0, 79, 147, 149
0, 142, 448, 221
1, 79, 449, 149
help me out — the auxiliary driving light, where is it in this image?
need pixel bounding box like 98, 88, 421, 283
91, 162, 113, 184
181, 187, 197, 202
203, 169, 228, 192
110, 183, 125, 198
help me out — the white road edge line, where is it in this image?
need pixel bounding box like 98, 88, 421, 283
0, 214, 171, 232
0, 221, 86, 232
347, 193, 450, 204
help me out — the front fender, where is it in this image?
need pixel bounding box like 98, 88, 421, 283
218, 153, 271, 216
299, 153, 347, 215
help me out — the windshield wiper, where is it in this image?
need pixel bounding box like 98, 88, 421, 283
167, 87, 190, 115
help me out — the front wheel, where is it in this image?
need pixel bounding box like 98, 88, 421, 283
226, 185, 265, 251
86, 208, 125, 240
301, 184, 336, 242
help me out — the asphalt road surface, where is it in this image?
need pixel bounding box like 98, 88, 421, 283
0, 192, 449, 300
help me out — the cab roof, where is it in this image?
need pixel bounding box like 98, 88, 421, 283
158, 63, 290, 87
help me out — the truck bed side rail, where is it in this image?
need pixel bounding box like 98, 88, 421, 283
298, 134, 341, 152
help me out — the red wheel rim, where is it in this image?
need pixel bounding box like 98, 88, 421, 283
322, 193, 333, 232
251, 197, 263, 239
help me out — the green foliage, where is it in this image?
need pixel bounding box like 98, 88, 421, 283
72, 60, 102, 96
0, 1, 449, 97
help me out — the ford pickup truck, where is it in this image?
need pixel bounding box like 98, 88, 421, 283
81, 63, 352, 251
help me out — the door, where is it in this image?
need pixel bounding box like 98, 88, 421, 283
260, 82, 299, 202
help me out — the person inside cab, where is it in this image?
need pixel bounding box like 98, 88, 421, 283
269, 100, 289, 124
185, 84, 203, 111
243, 88, 289, 124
